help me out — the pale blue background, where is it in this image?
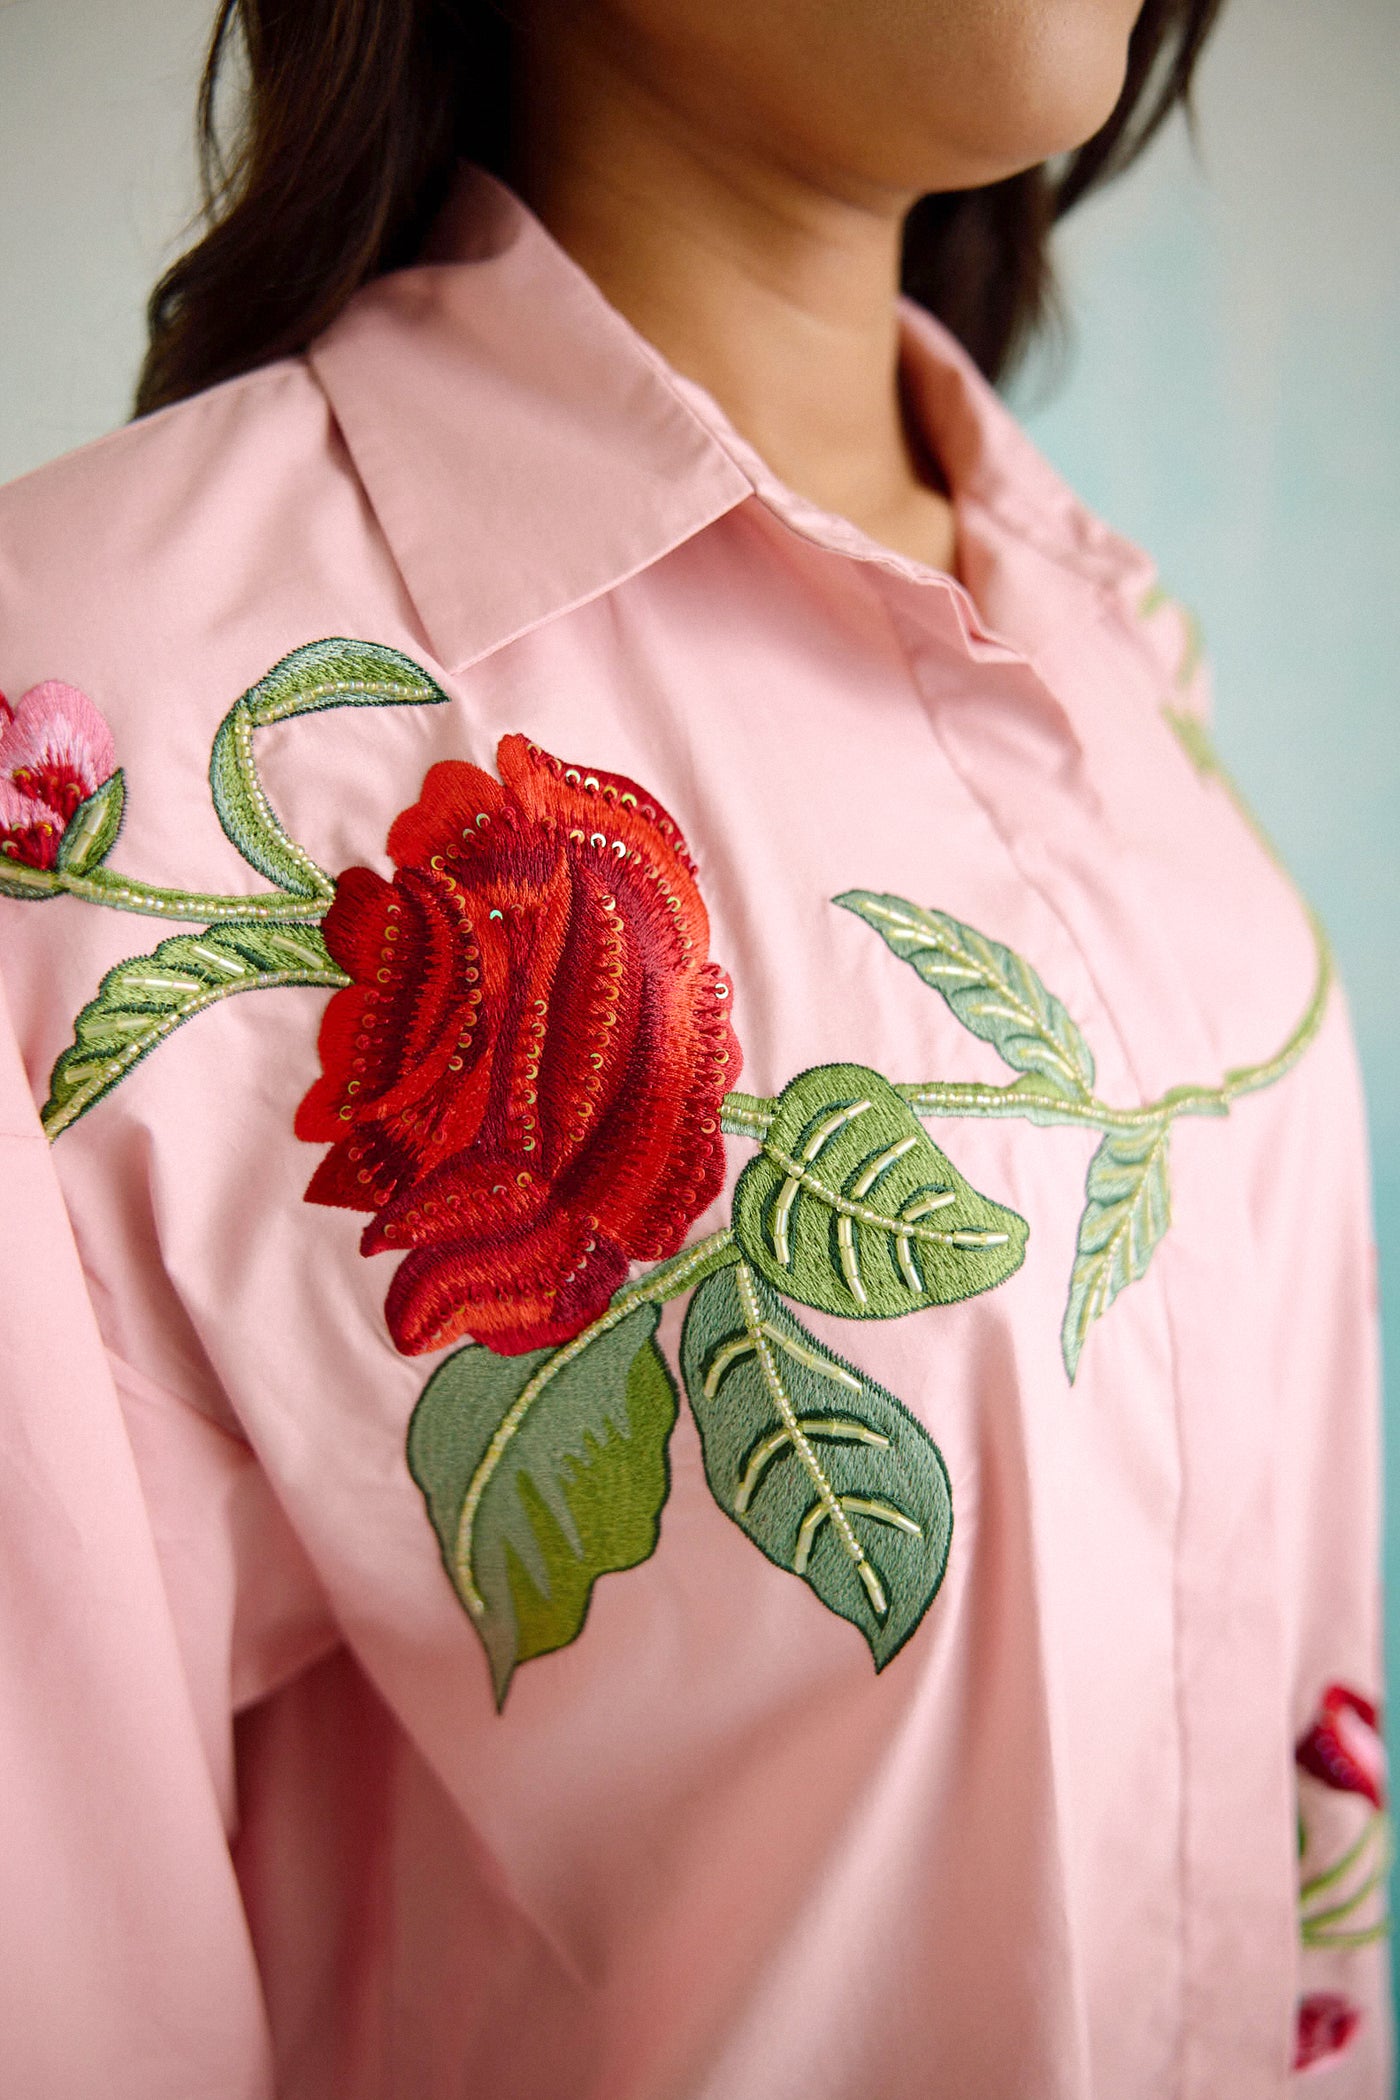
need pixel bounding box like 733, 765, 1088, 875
3, 0, 1398, 2056
1016, 0, 1400, 2042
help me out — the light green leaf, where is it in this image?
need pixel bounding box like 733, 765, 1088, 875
732, 1062, 1027, 1320
836, 890, 1095, 1100
41, 920, 347, 1138
407, 1304, 678, 1707
681, 1263, 951, 1669
1061, 1119, 1172, 1381
208, 638, 450, 898
55, 769, 126, 875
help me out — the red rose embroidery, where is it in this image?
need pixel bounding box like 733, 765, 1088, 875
1297, 1685, 1387, 1810
0, 681, 116, 870
1294, 1992, 1361, 2073
296, 735, 741, 1356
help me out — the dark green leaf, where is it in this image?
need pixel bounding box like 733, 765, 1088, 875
208, 638, 450, 897
41, 920, 347, 1138
1061, 1119, 1172, 1381
407, 1303, 678, 1706
836, 890, 1095, 1100
55, 769, 126, 874
681, 1263, 951, 1669
732, 1062, 1027, 1319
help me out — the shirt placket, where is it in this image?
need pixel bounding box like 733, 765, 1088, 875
864, 556, 1295, 2098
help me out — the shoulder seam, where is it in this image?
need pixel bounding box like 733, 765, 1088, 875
0, 357, 318, 506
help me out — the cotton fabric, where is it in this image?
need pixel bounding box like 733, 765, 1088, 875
0, 169, 1386, 2099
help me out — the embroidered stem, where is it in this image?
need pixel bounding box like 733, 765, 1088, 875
1299, 1814, 1392, 1944
1300, 1812, 1385, 1905
1301, 1865, 1391, 1938
1220, 910, 1333, 1101
451, 1228, 739, 1618
720, 1094, 777, 1141
0, 857, 63, 898
54, 863, 331, 924
721, 919, 1332, 1146
1301, 1921, 1391, 1951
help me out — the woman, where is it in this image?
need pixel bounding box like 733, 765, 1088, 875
0, 2, 1386, 2094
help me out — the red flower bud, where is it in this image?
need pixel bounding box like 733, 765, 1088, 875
1296, 1684, 1386, 1809
1294, 1992, 1361, 2073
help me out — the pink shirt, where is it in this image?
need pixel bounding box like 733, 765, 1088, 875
0, 170, 1387, 2099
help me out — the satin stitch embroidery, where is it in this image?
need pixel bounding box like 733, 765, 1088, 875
16, 636, 1329, 1702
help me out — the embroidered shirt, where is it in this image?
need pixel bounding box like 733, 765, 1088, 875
0, 169, 1387, 2100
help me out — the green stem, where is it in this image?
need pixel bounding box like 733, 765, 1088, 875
720, 1094, 776, 1141
1300, 1921, 1391, 1951
721, 920, 1332, 1145
724, 1081, 1200, 1141
451, 1228, 739, 1617
1300, 1817, 1392, 1938
56, 864, 331, 924
0, 857, 63, 900
1301, 1864, 1390, 1935
1300, 1813, 1384, 1905
897, 1081, 1194, 1132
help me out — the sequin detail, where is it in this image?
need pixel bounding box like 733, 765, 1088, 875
296, 735, 742, 1356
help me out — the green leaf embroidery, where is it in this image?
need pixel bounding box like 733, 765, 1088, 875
41, 921, 348, 1138
681, 1262, 952, 1667
836, 890, 1095, 1101
208, 638, 451, 899
836, 885, 1329, 1378
1060, 1120, 1172, 1381
55, 769, 126, 875
407, 1303, 679, 1707
15, 609, 1335, 1697
732, 1062, 1028, 1320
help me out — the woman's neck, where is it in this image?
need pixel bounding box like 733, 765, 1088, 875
514, 26, 958, 573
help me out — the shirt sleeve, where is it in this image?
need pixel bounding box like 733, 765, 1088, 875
0, 972, 306, 2100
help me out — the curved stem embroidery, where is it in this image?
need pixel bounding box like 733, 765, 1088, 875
54, 862, 334, 924
451, 1228, 739, 1619
20, 630, 1340, 1699
733, 889, 1331, 1379
722, 917, 1331, 1145
1300, 1814, 1384, 1907
1297, 1810, 1391, 1950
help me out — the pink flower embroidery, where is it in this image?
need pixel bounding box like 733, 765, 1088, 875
1297, 1685, 1387, 1809
1294, 1992, 1361, 2072
0, 680, 117, 871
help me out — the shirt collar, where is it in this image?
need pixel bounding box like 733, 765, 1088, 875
309, 167, 1153, 675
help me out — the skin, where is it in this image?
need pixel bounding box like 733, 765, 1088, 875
514, 1, 1143, 573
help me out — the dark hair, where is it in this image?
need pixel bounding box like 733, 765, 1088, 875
135, 0, 1223, 417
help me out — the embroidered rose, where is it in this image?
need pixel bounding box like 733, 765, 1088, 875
0, 681, 116, 871
1294, 1992, 1362, 2073
296, 734, 741, 1356
1297, 1685, 1387, 1809
28, 631, 1337, 1698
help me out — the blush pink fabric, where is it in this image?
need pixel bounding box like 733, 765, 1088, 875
0, 170, 1387, 2098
